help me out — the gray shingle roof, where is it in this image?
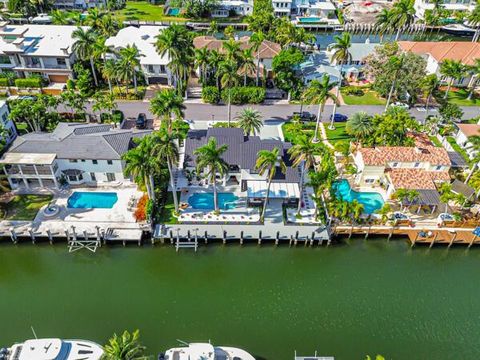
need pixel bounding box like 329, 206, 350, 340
447, 151, 469, 168
7, 123, 152, 160
451, 179, 476, 198
184, 128, 300, 183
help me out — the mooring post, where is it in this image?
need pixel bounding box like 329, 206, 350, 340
9, 227, 17, 244
275, 231, 280, 246
469, 234, 477, 248
388, 226, 394, 240
83, 230, 88, 243
187, 230, 191, 242
365, 225, 370, 240
204, 230, 208, 244
169, 230, 174, 245
258, 230, 262, 245
411, 231, 419, 248
240, 230, 244, 245
29, 228, 35, 244
430, 232, 438, 248
65, 229, 70, 244
289, 235, 293, 247
448, 231, 457, 248
223, 230, 226, 244
304, 236, 308, 247
348, 225, 353, 239
47, 229, 53, 244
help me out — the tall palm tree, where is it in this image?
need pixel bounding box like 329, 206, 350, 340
195, 47, 210, 84
440, 59, 466, 99
101, 59, 117, 93
72, 27, 99, 86
51, 9, 71, 25
239, 47, 256, 86
375, 9, 393, 40
236, 107, 263, 135
384, 54, 406, 110
288, 136, 318, 214
350, 199, 364, 223
194, 138, 229, 214
390, 0, 416, 41
465, 136, 480, 184
223, 38, 241, 62
118, 45, 142, 94
329, 32, 352, 130
467, 0, 480, 42
219, 60, 240, 126
150, 89, 185, 132
207, 20, 218, 36
466, 59, 480, 100
93, 36, 111, 76
302, 75, 338, 143
152, 130, 180, 213
420, 74, 440, 116
345, 111, 374, 144
250, 32, 265, 86
208, 49, 223, 89
255, 147, 286, 222
122, 138, 155, 200
85, 7, 105, 29
103, 329, 146, 360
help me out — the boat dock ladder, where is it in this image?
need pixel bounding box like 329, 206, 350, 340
175, 238, 198, 252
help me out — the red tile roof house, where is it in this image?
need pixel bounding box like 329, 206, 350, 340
398, 41, 480, 88
353, 136, 452, 209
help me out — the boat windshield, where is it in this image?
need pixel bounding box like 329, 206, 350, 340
54, 342, 72, 360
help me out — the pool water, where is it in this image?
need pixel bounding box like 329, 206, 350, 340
166, 8, 179, 15
67, 192, 118, 209
332, 179, 384, 214
188, 192, 238, 210
298, 17, 324, 23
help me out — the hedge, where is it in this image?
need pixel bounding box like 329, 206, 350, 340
112, 87, 145, 100
15, 78, 43, 88
202, 86, 220, 104
220, 86, 265, 105
0, 78, 8, 87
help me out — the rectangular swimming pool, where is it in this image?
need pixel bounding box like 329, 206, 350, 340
67, 192, 118, 209
188, 192, 239, 210
332, 179, 384, 214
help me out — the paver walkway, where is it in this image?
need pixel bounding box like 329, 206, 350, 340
319, 122, 334, 149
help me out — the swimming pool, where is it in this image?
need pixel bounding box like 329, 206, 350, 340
67, 192, 118, 209
166, 8, 180, 15
332, 179, 384, 214
188, 192, 239, 210
298, 17, 325, 23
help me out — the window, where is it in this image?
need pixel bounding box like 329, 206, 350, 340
392, 162, 398, 168
1, 113, 7, 123
147, 65, 155, 73
69, 159, 77, 163
414, 162, 420, 168
90, 172, 96, 181
81, 159, 85, 162
106, 173, 116, 181
57, 58, 66, 66
92, 160, 98, 164
107, 160, 113, 165
365, 179, 375, 184
435, 165, 442, 171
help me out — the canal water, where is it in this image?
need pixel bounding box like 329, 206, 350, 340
1, 239, 480, 359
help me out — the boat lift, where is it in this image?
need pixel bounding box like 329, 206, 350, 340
294, 350, 334, 360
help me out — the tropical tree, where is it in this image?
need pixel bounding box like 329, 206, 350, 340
93, 36, 111, 71
207, 49, 223, 89
350, 199, 364, 223
223, 38, 241, 62
345, 111, 374, 144
438, 182, 455, 213
239, 48, 256, 86
329, 32, 352, 129
465, 136, 480, 184
195, 47, 210, 84
117, 45, 142, 94
150, 89, 186, 132
375, 9, 393, 39
51, 9, 71, 25
384, 54, 406, 110
152, 130, 180, 213
236, 107, 263, 135
288, 137, 318, 214
72, 27, 99, 86
439, 59, 466, 99
255, 147, 286, 221
393, 188, 419, 211
92, 92, 118, 121
101, 59, 117, 93
102, 329, 146, 360
302, 75, 338, 142
466, 59, 480, 100
420, 74, 440, 116
250, 32, 265, 86
219, 60, 240, 126
468, 0, 480, 42
390, 0, 416, 40
194, 138, 229, 213
207, 20, 218, 36
375, 203, 392, 224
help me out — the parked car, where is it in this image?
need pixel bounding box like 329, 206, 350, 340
390, 102, 409, 109
289, 111, 316, 122
136, 113, 147, 129
330, 113, 348, 122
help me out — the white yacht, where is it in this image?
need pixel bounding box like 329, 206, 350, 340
164, 342, 255, 360
2, 338, 103, 360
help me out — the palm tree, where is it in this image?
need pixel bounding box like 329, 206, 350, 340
51, 9, 71, 25
394, 188, 419, 211
466, 59, 480, 100
467, 0, 480, 42
103, 329, 146, 360
195, 47, 210, 84
101, 59, 117, 93
465, 136, 480, 184
350, 199, 364, 223
375, 9, 393, 40
390, 0, 416, 41
150, 89, 185, 132
239, 48, 256, 86
223, 38, 241, 62
207, 20, 218, 36
118, 45, 142, 94
255, 147, 286, 222
375, 203, 392, 224
420, 74, 440, 116
72, 27, 99, 86
384, 54, 406, 110
302, 75, 338, 143
85, 7, 105, 29
440, 59, 466, 100
345, 111, 373, 144
152, 130, 180, 213
194, 138, 229, 214
288, 136, 318, 214
219, 60, 240, 126
250, 32, 265, 86
236, 107, 263, 135
329, 32, 351, 130
208, 49, 223, 89
92, 92, 117, 120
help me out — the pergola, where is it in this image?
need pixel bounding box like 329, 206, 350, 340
403, 189, 444, 214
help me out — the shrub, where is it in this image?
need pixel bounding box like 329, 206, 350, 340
112, 87, 146, 100
134, 194, 149, 222
0, 78, 8, 87
202, 86, 220, 104
15, 77, 43, 88
220, 86, 266, 104
212, 121, 238, 128
343, 87, 365, 96
112, 110, 124, 124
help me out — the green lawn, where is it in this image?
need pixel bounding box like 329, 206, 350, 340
444, 89, 480, 106
281, 122, 315, 144
325, 122, 353, 145
158, 192, 178, 224
341, 89, 386, 106
446, 136, 471, 165
113, 1, 188, 22
1, 194, 53, 220
429, 135, 442, 147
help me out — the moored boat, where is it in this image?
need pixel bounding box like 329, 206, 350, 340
163, 342, 255, 360
441, 23, 476, 36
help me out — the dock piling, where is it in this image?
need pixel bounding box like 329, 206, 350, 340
258, 230, 262, 245
47, 229, 53, 244
9, 228, 17, 244
240, 230, 244, 245
29, 228, 35, 244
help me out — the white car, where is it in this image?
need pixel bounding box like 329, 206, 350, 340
390, 102, 409, 109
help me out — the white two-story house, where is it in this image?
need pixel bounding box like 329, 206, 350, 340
414, 0, 476, 20
0, 23, 85, 84
455, 123, 480, 161
0, 123, 151, 189
0, 100, 17, 147
211, 0, 253, 17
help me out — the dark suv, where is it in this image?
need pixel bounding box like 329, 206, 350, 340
136, 113, 147, 129
289, 111, 317, 122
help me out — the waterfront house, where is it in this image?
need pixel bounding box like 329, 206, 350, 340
182, 128, 301, 205
398, 41, 480, 88
53, 0, 106, 9
0, 100, 17, 148
0, 122, 151, 189
454, 123, 480, 161
413, 0, 476, 20
211, 0, 253, 17
0, 23, 86, 85
106, 26, 172, 86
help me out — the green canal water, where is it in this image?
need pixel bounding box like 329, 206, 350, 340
1, 239, 480, 360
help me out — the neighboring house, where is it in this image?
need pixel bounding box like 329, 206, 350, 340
53, 0, 106, 9
193, 36, 281, 78
211, 0, 253, 17
292, 0, 336, 19
455, 123, 480, 160
272, 0, 293, 16
0, 100, 17, 147
183, 128, 301, 204
0, 23, 85, 84
106, 26, 172, 86
398, 41, 480, 87
413, 0, 476, 20
0, 123, 151, 189
353, 135, 452, 209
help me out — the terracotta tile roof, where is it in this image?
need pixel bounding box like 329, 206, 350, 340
398, 41, 480, 66
358, 145, 451, 166
457, 123, 480, 138
387, 169, 450, 190
193, 36, 281, 59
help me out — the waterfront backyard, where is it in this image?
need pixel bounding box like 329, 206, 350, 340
1, 241, 480, 359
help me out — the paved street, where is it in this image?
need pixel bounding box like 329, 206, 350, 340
106, 101, 479, 124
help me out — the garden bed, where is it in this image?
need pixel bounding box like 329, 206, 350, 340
341, 86, 386, 105
1, 194, 53, 221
